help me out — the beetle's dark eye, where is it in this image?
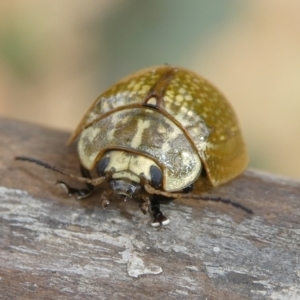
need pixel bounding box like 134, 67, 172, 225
97, 157, 110, 176
150, 165, 162, 189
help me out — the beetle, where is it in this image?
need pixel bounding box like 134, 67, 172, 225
16, 65, 250, 227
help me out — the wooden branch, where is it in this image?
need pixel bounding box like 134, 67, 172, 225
1, 117, 300, 299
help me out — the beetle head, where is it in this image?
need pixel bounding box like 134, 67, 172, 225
96, 150, 163, 200
109, 178, 141, 200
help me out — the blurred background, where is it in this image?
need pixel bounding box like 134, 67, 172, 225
1, 0, 300, 179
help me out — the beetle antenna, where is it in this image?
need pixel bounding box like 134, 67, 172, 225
185, 193, 253, 214
15, 156, 104, 186
144, 183, 253, 214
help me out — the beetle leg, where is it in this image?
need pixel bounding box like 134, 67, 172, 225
182, 184, 193, 193
100, 190, 111, 208
56, 165, 94, 199
150, 195, 170, 227
139, 195, 151, 215
138, 194, 169, 227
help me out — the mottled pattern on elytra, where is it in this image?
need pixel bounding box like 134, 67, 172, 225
78, 108, 202, 192
69, 68, 165, 142
72, 66, 248, 188
161, 68, 248, 186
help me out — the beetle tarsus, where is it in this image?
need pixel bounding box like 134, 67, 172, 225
138, 195, 151, 215
139, 203, 149, 215
100, 191, 111, 208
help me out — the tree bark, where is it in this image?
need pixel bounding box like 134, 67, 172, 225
0, 117, 300, 300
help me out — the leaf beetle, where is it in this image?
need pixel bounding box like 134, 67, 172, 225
16, 65, 251, 227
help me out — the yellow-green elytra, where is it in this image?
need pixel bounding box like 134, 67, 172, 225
69, 65, 248, 193
16, 66, 250, 227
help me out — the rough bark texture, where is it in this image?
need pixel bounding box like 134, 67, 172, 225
0, 117, 300, 300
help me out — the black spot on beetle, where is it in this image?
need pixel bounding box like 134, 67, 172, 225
150, 165, 162, 189
97, 156, 110, 176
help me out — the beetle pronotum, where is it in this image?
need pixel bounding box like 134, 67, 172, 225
16, 66, 251, 226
